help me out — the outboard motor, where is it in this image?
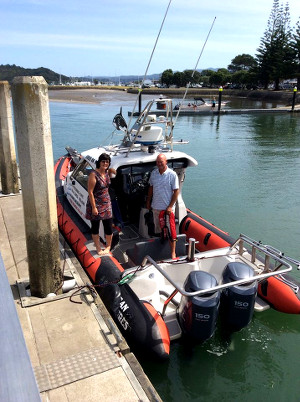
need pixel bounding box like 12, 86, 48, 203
221, 262, 257, 331
178, 271, 220, 342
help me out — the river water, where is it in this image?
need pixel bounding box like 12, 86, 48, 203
50, 93, 300, 402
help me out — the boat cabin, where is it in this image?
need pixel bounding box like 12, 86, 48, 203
65, 147, 196, 244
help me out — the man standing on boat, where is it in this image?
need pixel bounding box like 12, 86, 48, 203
146, 154, 179, 259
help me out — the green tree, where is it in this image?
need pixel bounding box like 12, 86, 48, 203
181, 70, 202, 86
228, 54, 257, 72
183, 70, 194, 86
200, 69, 215, 87
231, 70, 257, 89
292, 19, 300, 88
173, 71, 184, 87
200, 69, 215, 77
192, 70, 202, 84
161, 69, 173, 87
209, 69, 231, 87
256, 0, 294, 90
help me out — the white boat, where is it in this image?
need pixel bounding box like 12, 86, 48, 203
55, 97, 300, 360
174, 97, 228, 111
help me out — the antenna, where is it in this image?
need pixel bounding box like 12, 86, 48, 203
124, 0, 173, 144
173, 17, 217, 128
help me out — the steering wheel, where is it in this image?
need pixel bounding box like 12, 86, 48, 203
131, 179, 147, 194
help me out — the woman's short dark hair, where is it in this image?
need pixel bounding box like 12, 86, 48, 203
96, 153, 111, 169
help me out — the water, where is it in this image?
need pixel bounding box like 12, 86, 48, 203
49, 95, 300, 401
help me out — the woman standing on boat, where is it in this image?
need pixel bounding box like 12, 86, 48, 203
86, 153, 116, 255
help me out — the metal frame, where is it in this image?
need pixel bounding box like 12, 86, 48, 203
141, 234, 299, 300
126, 98, 174, 154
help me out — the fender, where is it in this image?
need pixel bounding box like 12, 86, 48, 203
258, 274, 300, 314
180, 210, 234, 252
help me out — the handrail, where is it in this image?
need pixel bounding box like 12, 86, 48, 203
264, 245, 300, 269
140, 233, 300, 298
141, 255, 293, 298
232, 234, 300, 270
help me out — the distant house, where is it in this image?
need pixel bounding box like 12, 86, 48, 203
72, 81, 92, 86
280, 79, 297, 89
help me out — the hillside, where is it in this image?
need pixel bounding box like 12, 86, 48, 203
0, 64, 68, 84
88, 73, 161, 84
0, 64, 218, 85
0, 64, 160, 85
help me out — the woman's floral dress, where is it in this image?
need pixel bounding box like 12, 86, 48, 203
86, 171, 112, 221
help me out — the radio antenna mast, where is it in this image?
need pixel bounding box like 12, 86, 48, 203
125, 0, 173, 143
172, 16, 217, 129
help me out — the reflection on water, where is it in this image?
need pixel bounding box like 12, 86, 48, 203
49, 98, 300, 402
226, 97, 287, 109
173, 96, 288, 110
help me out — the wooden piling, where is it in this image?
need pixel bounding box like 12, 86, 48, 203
11, 76, 62, 298
0, 81, 19, 194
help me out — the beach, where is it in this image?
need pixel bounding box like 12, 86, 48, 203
48, 88, 132, 104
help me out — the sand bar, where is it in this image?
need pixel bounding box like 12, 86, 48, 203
48, 88, 135, 104
48, 88, 300, 109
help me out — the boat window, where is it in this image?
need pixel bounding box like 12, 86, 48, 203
118, 162, 156, 176
118, 158, 188, 176
167, 158, 188, 169
72, 161, 93, 190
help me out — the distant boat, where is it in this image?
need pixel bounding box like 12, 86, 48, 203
174, 97, 228, 111
156, 94, 168, 110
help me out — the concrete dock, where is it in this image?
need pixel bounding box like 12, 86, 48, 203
0, 193, 161, 402
129, 105, 300, 117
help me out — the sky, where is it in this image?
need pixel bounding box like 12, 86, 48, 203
1, 0, 300, 78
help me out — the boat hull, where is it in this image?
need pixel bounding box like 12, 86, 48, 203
100, 283, 170, 358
